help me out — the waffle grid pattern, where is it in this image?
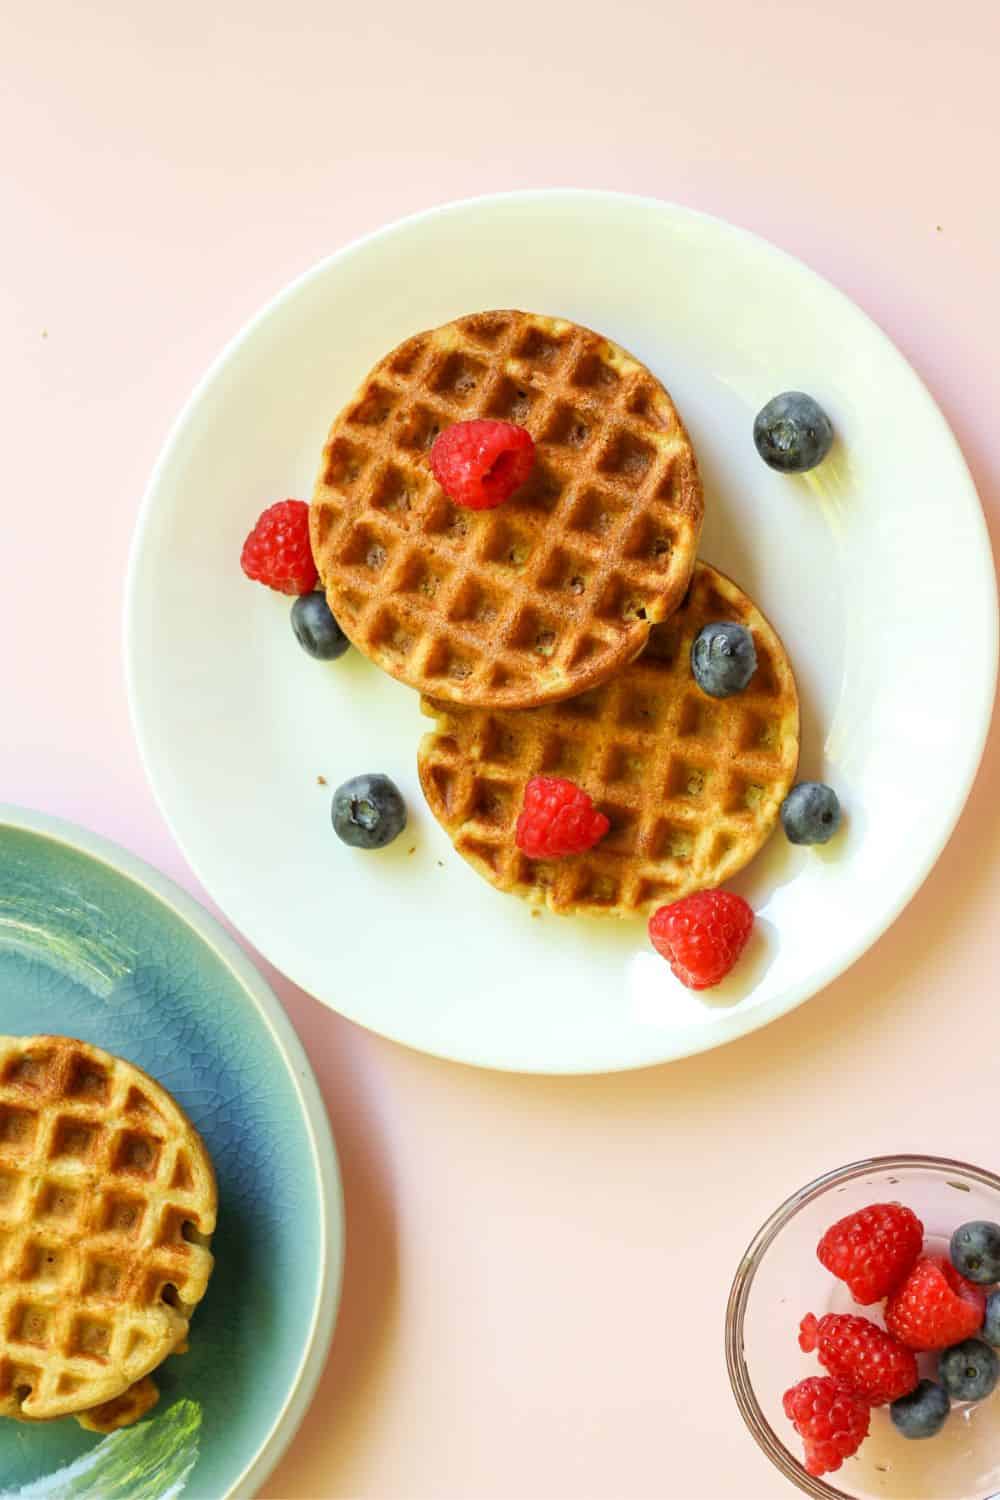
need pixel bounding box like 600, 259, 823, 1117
418, 564, 799, 916
311, 312, 703, 708
0, 1036, 216, 1421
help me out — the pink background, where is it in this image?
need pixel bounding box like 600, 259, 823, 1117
4, 2, 999, 1495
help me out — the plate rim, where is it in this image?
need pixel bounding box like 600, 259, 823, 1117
0, 801, 344, 1500
123, 188, 999, 1075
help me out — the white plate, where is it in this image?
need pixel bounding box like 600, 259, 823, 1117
125, 190, 997, 1075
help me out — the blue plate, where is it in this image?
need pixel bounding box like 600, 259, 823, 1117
0, 807, 343, 1499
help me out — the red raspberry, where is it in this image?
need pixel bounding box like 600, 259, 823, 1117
240, 500, 317, 595
429, 419, 535, 510
647, 890, 753, 990
884, 1256, 986, 1351
817, 1202, 923, 1305
782, 1376, 870, 1477
515, 776, 609, 858
798, 1312, 918, 1405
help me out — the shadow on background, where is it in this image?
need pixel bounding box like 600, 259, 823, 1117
257, 970, 401, 1493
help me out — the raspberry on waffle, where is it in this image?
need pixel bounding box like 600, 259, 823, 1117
310, 311, 704, 709
418, 562, 799, 917
0, 1035, 216, 1423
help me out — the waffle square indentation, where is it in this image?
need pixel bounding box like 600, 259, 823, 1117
9, 1303, 52, 1348
323, 435, 367, 487
111, 1130, 163, 1181
484, 376, 537, 425
83, 1256, 124, 1298
346, 381, 397, 427
429, 351, 489, 402
541, 402, 597, 451
66, 1055, 111, 1106
70, 1315, 112, 1361
37, 1181, 80, 1223
0, 1106, 38, 1154
52, 1117, 100, 1163
597, 431, 656, 487
100, 1191, 146, 1238
512, 325, 568, 366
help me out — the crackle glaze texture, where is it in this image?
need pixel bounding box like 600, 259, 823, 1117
0, 825, 325, 1498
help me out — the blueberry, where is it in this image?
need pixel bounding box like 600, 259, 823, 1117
939, 1339, 999, 1402
291, 592, 350, 660
780, 783, 841, 846
982, 1291, 1000, 1345
753, 392, 834, 473
691, 622, 757, 698
890, 1379, 950, 1439
332, 774, 407, 850
950, 1221, 1000, 1284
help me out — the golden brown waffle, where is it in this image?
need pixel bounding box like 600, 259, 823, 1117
0, 1036, 216, 1422
76, 1372, 160, 1432
418, 563, 799, 916
311, 311, 703, 708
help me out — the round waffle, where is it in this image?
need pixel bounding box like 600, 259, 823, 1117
418, 562, 799, 917
310, 311, 704, 708
0, 1036, 216, 1422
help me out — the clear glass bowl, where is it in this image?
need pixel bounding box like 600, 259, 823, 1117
726, 1155, 1000, 1499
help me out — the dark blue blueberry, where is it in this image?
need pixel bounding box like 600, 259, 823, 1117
780, 782, 842, 846
950, 1221, 1000, 1284
982, 1291, 1000, 1345
939, 1339, 999, 1402
890, 1379, 950, 1439
332, 774, 407, 850
291, 592, 350, 660
690, 622, 757, 698
753, 391, 834, 473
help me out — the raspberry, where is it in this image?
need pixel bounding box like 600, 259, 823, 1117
798, 1312, 918, 1405
782, 1376, 870, 1477
817, 1202, 923, 1305
884, 1256, 987, 1351
647, 890, 753, 990
514, 776, 609, 858
429, 420, 535, 510
240, 500, 317, 595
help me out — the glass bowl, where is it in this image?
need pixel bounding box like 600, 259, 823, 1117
726, 1155, 1000, 1499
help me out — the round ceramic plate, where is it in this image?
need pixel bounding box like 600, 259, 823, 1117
125, 190, 997, 1075
0, 806, 342, 1498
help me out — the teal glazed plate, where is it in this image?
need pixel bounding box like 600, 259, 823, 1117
0, 806, 343, 1499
